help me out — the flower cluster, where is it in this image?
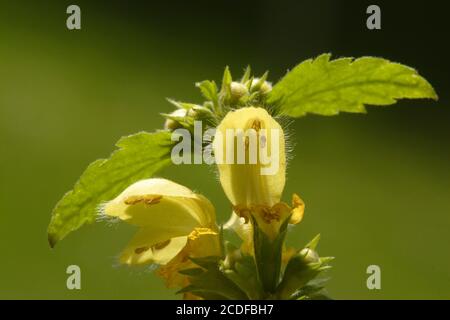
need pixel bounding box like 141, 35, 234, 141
100, 69, 332, 300
48, 54, 438, 300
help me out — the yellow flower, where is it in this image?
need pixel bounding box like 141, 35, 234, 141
213, 107, 285, 207
214, 107, 305, 240
157, 228, 219, 289
102, 178, 220, 271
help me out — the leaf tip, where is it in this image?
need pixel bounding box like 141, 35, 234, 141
48, 232, 57, 248
430, 89, 439, 101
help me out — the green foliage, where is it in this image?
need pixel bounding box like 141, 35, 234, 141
178, 232, 333, 300
178, 257, 248, 300
241, 65, 252, 83
222, 255, 263, 300
46, 54, 438, 300
220, 66, 232, 94
276, 236, 333, 299
195, 80, 219, 110
293, 278, 332, 300
47, 131, 174, 247
161, 103, 216, 130
268, 53, 438, 117
305, 233, 321, 250
166, 98, 201, 111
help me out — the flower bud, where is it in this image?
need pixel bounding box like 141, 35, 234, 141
230, 81, 249, 100
164, 108, 188, 130
300, 247, 320, 264
249, 77, 272, 94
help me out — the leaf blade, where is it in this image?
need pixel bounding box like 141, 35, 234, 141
268, 54, 438, 117
47, 131, 174, 247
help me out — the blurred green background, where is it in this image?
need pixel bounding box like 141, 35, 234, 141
0, 0, 449, 299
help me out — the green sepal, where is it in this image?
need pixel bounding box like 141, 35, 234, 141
305, 233, 321, 250
241, 66, 252, 83
291, 278, 331, 300
250, 71, 269, 92
276, 254, 322, 299
220, 66, 232, 94
221, 251, 264, 300
160, 112, 194, 130
195, 80, 218, 108
165, 98, 201, 110
217, 67, 232, 109
276, 235, 333, 299
177, 256, 248, 300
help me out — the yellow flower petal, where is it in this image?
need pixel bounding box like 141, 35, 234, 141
103, 178, 215, 230
213, 107, 286, 208
120, 231, 188, 265
102, 178, 217, 266
290, 193, 305, 224
157, 228, 221, 288
250, 202, 291, 240
232, 194, 305, 240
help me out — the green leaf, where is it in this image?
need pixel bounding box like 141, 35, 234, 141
291, 278, 330, 300
195, 80, 218, 105
276, 254, 322, 299
223, 255, 264, 300
178, 256, 249, 300
276, 242, 334, 300
268, 53, 438, 117
47, 131, 174, 247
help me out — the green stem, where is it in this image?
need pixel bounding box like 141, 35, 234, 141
252, 217, 288, 294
